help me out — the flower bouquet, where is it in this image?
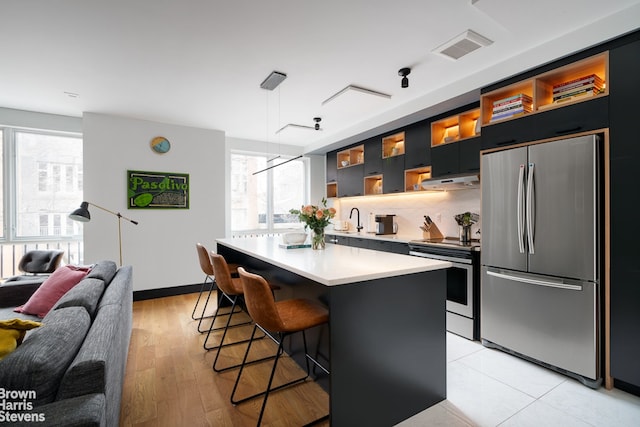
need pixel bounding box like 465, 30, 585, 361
289, 198, 336, 250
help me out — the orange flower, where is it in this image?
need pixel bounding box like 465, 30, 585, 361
315, 210, 324, 219
328, 207, 336, 216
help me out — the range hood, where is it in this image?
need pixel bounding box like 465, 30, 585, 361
421, 174, 480, 191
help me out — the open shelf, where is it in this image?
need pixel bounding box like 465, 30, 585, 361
481, 51, 608, 125
337, 144, 364, 169
404, 166, 432, 192
364, 174, 383, 195
382, 132, 405, 158
431, 108, 480, 147
326, 182, 337, 198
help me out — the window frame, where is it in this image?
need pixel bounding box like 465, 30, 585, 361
229, 149, 309, 235
1, 126, 84, 243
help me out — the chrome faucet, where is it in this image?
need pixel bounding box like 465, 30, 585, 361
349, 207, 363, 232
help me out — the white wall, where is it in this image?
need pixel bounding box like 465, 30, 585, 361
83, 113, 225, 291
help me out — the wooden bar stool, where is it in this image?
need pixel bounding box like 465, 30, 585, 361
192, 243, 240, 333
232, 267, 330, 427
206, 253, 278, 373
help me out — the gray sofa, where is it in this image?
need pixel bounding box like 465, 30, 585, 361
0, 260, 133, 427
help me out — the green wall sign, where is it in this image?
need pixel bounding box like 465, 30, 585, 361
127, 170, 189, 209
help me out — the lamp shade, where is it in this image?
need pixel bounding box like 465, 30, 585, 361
69, 202, 91, 222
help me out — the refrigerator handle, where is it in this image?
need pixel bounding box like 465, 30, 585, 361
526, 162, 535, 254
486, 270, 583, 291
517, 164, 525, 253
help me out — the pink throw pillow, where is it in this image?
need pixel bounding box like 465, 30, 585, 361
14, 265, 91, 318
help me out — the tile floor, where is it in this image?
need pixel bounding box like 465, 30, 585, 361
396, 333, 640, 427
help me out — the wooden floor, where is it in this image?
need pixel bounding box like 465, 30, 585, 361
119, 292, 330, 427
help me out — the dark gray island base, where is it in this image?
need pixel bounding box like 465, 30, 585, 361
217, 240, 447, 427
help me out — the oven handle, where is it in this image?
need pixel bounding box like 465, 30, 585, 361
409, 250, 472, 265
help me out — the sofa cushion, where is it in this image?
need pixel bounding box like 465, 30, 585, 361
0, 318, 41, 360
52, 277, 106, 319
15, 393, 106, 427
85, 261, 117, 285
0, 306, 90, 405
14, 265, 91, 318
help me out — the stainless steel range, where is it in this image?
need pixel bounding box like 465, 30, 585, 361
408, 237, 480, 340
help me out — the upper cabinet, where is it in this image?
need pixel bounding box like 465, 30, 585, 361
337, 144, 364, 169
381, 131, 406, 194
382, 132, 406, 159
431, 108, 481, 147
481, 52, 608, 126
480, 52, 609, 150
430, 108, 481, 177
404, 122, 430, 170
364, 137, 382, 176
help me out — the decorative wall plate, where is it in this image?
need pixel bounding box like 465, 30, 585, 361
150, 136, 171, 154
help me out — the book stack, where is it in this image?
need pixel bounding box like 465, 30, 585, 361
552, 74, 604, 104
490, 94, 533, 122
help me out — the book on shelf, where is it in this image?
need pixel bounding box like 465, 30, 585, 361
553, 74, 603, 92
554, 82, 601, 98
553, 77, 603, 95
492, 93, 533, 108
490, 107, 530, 122
278, 243, 312, 249
539, 91, 596, 111
553, 85, 601, 101
492, 100, 533, 115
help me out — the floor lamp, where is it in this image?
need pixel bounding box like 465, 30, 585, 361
69, 201, 139, 266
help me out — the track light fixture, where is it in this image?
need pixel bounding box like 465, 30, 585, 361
399, 67, 411, 88
314, 117, 322, 130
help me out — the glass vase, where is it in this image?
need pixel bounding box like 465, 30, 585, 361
312, 228, 326, 250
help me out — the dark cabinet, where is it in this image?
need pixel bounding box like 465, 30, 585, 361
337, 164, 364, 197
431, 143, 460, 177
481, 113, 539, 149
368, 239, 410, 255
459, 137, 481, 173
609, 38, 640, 392
349, 237, 370, 249
382, 155, 405, 194
327, 151, 337, 183
364, 137, 382, 176
404, 122, 430, 169
535, 95, 609, 138
481, 96, 609, 150
329, 235, 409, 255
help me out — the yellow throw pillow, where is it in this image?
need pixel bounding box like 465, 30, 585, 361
0, 318, 42, 360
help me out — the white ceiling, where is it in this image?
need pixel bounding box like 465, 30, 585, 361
1, 1, 639, 154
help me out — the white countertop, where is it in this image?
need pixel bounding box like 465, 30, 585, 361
216, 236, 451, 286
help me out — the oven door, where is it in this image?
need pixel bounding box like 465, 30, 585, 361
409, 251, 474, 318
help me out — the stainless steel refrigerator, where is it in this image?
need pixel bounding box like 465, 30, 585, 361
481, 134, 601, 388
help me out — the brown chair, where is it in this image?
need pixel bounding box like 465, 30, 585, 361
232, 267, 329, 426
192, 243, 240, 333
205, 253, 277, 372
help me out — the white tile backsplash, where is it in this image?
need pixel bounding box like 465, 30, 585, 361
328, 189, 481, 239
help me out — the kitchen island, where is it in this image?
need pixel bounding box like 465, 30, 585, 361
216, 236, 451, 427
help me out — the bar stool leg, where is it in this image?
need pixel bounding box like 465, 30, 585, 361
191, 275, 213, 320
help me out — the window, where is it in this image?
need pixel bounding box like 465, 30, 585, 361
13, 130, 83, 238
1, 126, 84, 277
230, 152, 306, 233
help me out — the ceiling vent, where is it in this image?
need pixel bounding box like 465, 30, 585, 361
432, 30, 493, 60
